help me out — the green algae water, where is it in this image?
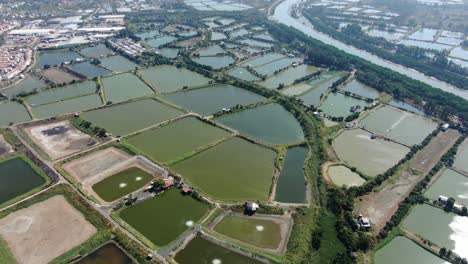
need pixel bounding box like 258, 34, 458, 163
175, 236, 263, 264
275, 146, 307, 203
214, 216, 282, 249
77, 242, 134, 264
119, 189, 209, 246
92, 167, 153, 202
216, 103, 304, 145
0, 157, 46, 206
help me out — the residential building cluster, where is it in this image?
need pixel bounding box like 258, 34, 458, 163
0, 47, 32, 80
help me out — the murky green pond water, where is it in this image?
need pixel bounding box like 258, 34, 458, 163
120, 189, 209, 246
0, 101, 31, 126
328, 165, 365, 187
175, 236, 262, 264
275, 146, 307, 203
216, 103, 304, 145
403, 204, 468, 258
102, 73, 154, 103
0, 157, 46, 206
126, 117, 230, 163
139, 65, 210, 93
77, 242, 134, 264
162, 84, 265, 116
374, 236, 446, 264
84, 99, 183, 136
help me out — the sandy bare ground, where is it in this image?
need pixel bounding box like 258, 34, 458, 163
63, 147, 131, 182
42, 67, 81, 84
63, 148, 167, 204
208, 212, 293, 254
0, 135, 14, 156
355, 129, 461, 233
25, 120, 97, 160
0, 195, 97, 264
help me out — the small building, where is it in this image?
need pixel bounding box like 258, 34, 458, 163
360, 218, 371, 228
441, 123, 449, 131
164, 177, 174, 188
181, 185, 191, 194
438, 195, 449, 204
246, 202, 259, 212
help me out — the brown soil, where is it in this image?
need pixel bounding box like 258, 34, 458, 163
63, 147, 131, 183
42, 67, 81, 84
24, 120, 97, 160
355, 129, 461, 233
0, 195, 97, 264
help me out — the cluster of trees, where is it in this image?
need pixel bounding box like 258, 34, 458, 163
73, 118, 107, 138
303, 10, 468, 90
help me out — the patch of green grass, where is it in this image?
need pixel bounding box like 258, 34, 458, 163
92, 167, 153, 202
214, 216, 282, 249
313, 212, 347, 263
0, 236, 16, 264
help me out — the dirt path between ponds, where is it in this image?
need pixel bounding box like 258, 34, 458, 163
355, 129, 461, 234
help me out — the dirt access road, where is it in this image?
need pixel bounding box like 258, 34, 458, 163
355, 129, 461, 233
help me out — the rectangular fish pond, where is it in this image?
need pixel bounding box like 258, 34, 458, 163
26, 80, 98, 106
101, 73, 154, 103
79, 44, 115, 59
125, 117, 230, 163
138, 65, 211, 93
31, 94, 103, 119
327, 165, 366, 188
0, 157, 48, 208
216, 103, 304, 145
0, 101, 31, 126
118, 189, 209, 247
171, 137, 276, 201
402, 204, 468, 259
175, 236, 263, 264
360, 106, 437, 146
318, 93, 369, 118
374, 236, 447, 264
36, 49, 82, 68
258, 64, 318, 90
2, 75, 47, 98
76, 242, 134, 264
275, 146, 308, 203
454, 138, 468, 173
100, 55, 138, 73
332, 129, 409, 177
92, 167, 154, 203
83, 99, 184, 136
162, 84, 265, 116
213, 215, 283, 250
66, 62, 112, 78
424, 168, 468, 205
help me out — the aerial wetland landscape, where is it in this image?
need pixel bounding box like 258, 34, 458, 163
0, 0, 467, 263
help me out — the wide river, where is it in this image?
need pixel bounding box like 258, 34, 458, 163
270, 0, 468, 100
